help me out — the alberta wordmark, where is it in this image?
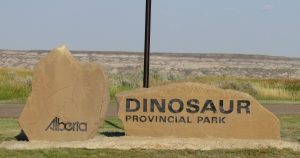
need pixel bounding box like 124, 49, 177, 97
45, 117, 87, 132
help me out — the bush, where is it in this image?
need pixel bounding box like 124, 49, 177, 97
216, 80, 258, 97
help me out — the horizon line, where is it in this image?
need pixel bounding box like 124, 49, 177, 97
0, 48, 299, 59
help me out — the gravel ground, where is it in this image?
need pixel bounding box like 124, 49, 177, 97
1, 136, 299, 151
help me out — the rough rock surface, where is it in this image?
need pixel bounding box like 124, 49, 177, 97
18, 45, 109, 141
117, 82, 280, 139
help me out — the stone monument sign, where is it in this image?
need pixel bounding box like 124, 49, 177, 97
19, 45, 109, 141
117, 82, 280, 139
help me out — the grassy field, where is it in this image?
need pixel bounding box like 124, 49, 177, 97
0, 68, 32, 102
0, 116, 299, 157
0, 148, 299, 158
0, 68, 299, 104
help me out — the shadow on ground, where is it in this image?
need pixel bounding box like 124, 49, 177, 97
99, 120, 125, 137
15, 130, 28, 141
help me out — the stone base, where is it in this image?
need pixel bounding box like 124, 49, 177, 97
1, 136, 299, 151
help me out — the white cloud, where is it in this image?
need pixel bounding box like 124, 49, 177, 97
263, 4, 273, 11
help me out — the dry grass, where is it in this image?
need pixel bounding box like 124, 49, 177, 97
0, 68, 299, 103
253, 81, 300, 101
189, 76, 300, 101
0, 68, 32, 101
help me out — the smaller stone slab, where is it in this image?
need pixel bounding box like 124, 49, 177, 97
18, 45, 109, 141
117, 82, 280, 140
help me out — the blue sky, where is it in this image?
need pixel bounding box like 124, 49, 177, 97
0, 0, 299, 57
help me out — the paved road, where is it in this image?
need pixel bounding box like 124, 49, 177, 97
0, 104, 299, 118
263, 104, 300, 115
0, 104, 119, 118
0, 104, 24, 118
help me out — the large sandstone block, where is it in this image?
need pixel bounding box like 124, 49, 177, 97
117, 82, 280, 139
19, 45, 109, 141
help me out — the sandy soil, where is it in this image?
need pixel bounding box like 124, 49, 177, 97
1, 136, 299, 151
